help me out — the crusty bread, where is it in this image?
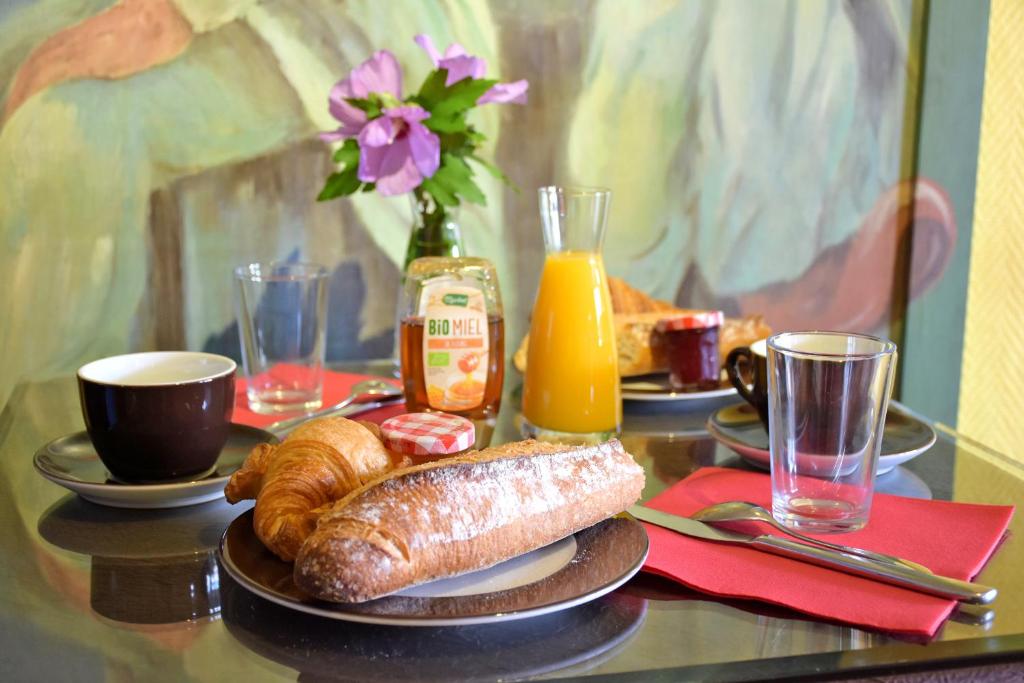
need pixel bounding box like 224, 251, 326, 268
719, 314, 773, 359
614, 311, 689, 376
607, 277, 678, 314
293, 439, 645, 603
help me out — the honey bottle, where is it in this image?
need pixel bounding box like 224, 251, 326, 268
398, 257, 504, 422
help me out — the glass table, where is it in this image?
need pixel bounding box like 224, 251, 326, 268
1, 362, 1021, 681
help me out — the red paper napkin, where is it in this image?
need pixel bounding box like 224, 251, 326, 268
640, 467, 1014, 637
232, 368, 406, 429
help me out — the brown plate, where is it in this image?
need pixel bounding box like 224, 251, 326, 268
218, 509, 649, 626
221, 574, 648, 681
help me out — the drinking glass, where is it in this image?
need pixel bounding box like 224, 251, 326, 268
767, 331, 897, 533
522, 186, 621, 442
234, 262, 329, 414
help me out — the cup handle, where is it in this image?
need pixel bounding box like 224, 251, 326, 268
725, 346, 757, 406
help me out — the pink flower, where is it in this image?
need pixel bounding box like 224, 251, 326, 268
414, 34, 528, 105
356, 105, 440, 195
321, 50, 403, 141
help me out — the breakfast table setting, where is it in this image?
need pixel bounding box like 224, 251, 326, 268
2, 34, 1023, 683
1, 355, 1022, 681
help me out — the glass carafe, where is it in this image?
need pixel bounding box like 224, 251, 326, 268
522, 186, 621, 441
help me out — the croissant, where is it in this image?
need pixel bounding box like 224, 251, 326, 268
225, 417, 392, 561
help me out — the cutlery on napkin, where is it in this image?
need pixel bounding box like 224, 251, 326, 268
636, 467, 1014, 637
629, 505, 996, 604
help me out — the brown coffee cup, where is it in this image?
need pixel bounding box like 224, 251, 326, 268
78, 352, 236, 481
725, 339, 769, 429
91, 552, 221, 624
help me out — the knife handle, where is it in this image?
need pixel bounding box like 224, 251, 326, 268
751, 535, 997, 605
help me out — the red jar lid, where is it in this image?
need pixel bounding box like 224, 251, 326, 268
380, 412, 476, 456
656, 310, 724, 332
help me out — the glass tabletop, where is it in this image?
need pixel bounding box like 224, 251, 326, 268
1, 362, 1021, 681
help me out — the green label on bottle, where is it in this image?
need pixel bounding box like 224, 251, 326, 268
442, 293, 469, 307
427, 352, 450, 367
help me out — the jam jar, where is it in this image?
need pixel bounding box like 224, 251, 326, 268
380, 412, 475, 465
656, 311, 724, 392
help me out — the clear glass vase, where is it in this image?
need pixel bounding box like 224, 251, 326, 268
404, 192, 464, 270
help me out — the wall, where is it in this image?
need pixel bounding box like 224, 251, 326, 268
958, 0, 1024, 462
0, 0, 967, 410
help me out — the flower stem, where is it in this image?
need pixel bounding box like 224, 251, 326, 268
404, 190, 464, 270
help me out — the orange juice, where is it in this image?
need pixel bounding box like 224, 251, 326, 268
522, 251, 621, 434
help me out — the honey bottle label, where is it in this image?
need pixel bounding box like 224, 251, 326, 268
419, 283, 489, 411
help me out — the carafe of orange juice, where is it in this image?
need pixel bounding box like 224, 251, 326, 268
522, 186, 621, 441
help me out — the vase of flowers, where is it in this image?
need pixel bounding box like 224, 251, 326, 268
406, 191, 463, 266
317, 34, 528, 270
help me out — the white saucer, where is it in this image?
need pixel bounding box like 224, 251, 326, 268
621, 374, 737, 402
707, 403, 936, 475
33, 425, 276, 508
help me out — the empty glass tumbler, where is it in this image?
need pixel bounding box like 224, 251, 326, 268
767, 331, 897, 533
234, 262, 329, 414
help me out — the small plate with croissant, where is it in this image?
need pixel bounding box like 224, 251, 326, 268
219, 416, 650, 626
513, 278, 771, 402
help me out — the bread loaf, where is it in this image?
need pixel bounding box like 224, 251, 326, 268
607, 277, 678, 314
294, 439, 645, 602
614, 311, 681, 376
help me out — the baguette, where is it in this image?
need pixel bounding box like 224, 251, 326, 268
294, 439, 645, 603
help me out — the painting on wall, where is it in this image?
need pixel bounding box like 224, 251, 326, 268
0, 0, 962, 408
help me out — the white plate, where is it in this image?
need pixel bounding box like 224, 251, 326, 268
707, 403, 936, 475
33, 426, 275, 508
219, 509, 649, 627
622, 374, 737, 402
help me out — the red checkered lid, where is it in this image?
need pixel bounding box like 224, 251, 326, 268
656, 310, 724, 332
380, 412, 476, 456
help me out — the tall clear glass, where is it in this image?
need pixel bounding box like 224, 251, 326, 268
522, 186, 621, 442
767, 331, 897, 533
234, 262, 329, 414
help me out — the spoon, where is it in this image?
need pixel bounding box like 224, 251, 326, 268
265, 379, 403, 436
691, 501, 933, 574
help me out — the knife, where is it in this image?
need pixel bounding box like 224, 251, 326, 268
628, 505, 997, 605
266, 397, 403, 437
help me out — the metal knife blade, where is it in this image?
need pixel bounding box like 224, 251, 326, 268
628, 505, 997, 605
266, 396, 403, 437
629, 505, 759, 544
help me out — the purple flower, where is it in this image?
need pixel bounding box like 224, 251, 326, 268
321, 50, 403, 141
478, 80, 529, 105
356, 105, 440, 195
414, 34, 528, 105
